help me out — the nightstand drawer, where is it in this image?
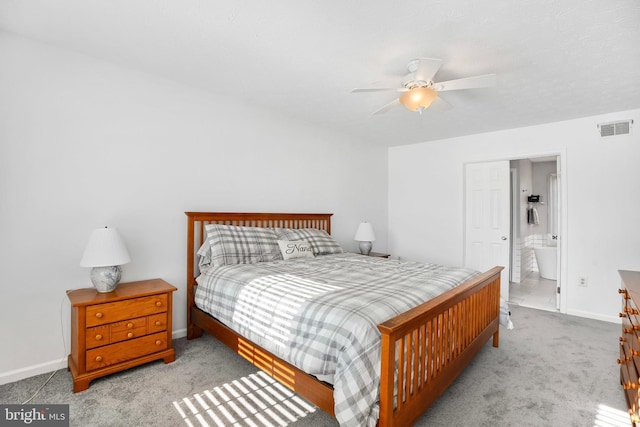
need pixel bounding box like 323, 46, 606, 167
86, 294, 168, 327
86, 325, 110, 349
110, 317, 147, 343
111, 317, 146, 333
147, 313, 167, 333
86, 332, 168, 371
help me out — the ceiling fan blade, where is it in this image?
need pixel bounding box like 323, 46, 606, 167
435, 74, 496, 91
372, 98, 401, 115
429, 96, 453, 112
414, 57, 443, 83
351, 87, 407, 93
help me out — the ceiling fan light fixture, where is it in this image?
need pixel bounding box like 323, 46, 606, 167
399, 87, 437, 112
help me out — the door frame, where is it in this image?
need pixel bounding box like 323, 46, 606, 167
510, 167, 518, 283
463, 149, 567, 314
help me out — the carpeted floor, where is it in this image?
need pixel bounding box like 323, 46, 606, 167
0, 305, 631, 426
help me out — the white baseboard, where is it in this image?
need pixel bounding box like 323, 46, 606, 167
1, 328, 189, 386
566, 309, 621, 324
0, 358, 68, 386
173, 328, 187, 339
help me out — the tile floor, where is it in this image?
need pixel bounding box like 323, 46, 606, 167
509, 272, 558, 312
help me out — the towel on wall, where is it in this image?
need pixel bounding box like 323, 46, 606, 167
527, 207, 540, 225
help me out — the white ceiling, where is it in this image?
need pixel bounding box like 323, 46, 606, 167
1, 0, 639, 146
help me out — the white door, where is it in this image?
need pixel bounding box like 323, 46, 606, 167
464, 161, 511, 300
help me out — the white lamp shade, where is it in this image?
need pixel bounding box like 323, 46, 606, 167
80, 227, 131, 267
354, 222, 376, 242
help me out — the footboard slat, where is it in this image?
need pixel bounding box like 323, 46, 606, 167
377, 267, 502, 427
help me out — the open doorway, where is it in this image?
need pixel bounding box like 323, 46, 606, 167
508, 156, 561, 312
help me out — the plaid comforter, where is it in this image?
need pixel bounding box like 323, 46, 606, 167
195, 253, 478, 426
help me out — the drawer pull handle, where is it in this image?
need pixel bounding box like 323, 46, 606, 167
95, 312, 103, 319
623, 381, 639, 390
127, 323, 133, 329
155, 301, 162, 307
625, 307, 639, 315
155, 320, 162, 326
95, 334, 103, 341
127, 332, 134, 338
620, 289, 628, 294
618, 357, 631, 363
620, 337, 627, 342
620, 313, 627, 318
155, 340, 162, 346
631, 349, 640, 357
95, 356, 103, 362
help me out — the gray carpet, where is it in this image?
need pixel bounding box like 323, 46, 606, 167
0, 305, 630, 426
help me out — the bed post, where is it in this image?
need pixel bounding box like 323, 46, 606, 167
186, 212, 203, 339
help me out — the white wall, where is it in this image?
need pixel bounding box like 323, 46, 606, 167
0, 33, 388, 383
389, 108, 640, 322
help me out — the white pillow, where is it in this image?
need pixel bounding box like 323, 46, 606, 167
278, 240, 315, 260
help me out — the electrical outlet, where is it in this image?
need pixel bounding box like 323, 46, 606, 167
578, 277, 588, 287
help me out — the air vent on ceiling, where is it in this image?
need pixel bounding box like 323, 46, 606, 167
597, 120, 633, 137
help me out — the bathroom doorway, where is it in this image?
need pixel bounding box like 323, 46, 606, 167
508, 156, 561, 312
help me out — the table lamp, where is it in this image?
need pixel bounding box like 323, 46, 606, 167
354, 222, 376, 255
80, 226, 131, 293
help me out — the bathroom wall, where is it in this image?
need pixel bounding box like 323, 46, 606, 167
528, 160, 557, 274
513, 159, 535, 281
511, 159, 558, 280
531, 161, 557, 236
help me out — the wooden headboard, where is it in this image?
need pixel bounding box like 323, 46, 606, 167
184, 212, 333, 333
185, 212, 333, 280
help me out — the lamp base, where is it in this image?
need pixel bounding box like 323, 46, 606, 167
359, 241, 372, 256
90, 266, 122, 293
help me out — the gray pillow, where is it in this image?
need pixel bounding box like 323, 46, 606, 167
204, 224, 283, 266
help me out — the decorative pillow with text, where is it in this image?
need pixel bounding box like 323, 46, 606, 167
275, 228, 343, 255
278, 240, 315, 260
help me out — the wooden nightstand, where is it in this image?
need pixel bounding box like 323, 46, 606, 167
366, 252, 390, 258
67, 278, 177, 392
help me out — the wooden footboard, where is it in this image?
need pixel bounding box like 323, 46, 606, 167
377, 266, 502, 427
185, 212, 502, 427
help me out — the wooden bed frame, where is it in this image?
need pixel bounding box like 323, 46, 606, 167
185, 212, 503, 427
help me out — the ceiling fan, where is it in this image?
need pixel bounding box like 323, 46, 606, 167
351, 57, 496, 115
